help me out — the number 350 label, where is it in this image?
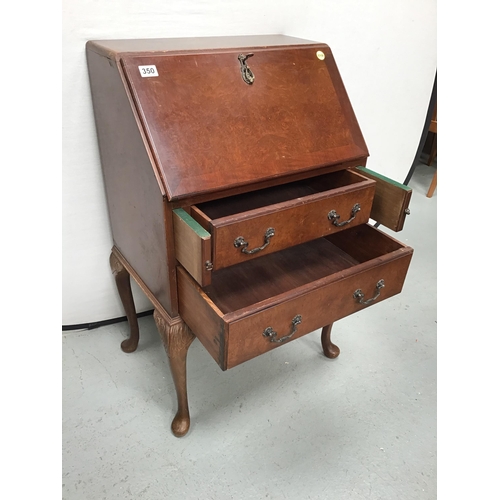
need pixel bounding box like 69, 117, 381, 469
138, 65, 158, 77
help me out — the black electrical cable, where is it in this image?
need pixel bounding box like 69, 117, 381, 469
62, 309, 154, 331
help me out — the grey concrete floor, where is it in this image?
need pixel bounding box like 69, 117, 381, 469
62, 162, 437, 500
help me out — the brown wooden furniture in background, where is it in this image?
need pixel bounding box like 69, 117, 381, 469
426, 104, 437, 197
87, 36, 413, 437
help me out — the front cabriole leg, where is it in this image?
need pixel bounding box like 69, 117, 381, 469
109, 250, 140, 353
321, 323, 340, 359
154, 310, 196, 437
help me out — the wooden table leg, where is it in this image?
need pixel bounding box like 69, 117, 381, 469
110, 251, 140, 353
321, 323, 340, 359
154, 310, 195, 437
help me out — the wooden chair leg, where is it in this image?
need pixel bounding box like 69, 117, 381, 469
427, 133, 437, 166
321, 323, 340, 359
110, 251, 140, 353
154, 310, 195, 437
426, 171, 437, 198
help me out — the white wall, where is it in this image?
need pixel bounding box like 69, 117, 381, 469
62, 0, 436, 324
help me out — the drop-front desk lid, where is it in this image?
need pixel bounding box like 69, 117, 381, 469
89, 35, 368, 201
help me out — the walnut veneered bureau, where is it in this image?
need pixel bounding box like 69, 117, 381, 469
86, 35, 413, 437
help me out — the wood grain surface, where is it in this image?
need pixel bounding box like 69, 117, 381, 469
86, 47, 176, 315
86, 35, 323, 59
208, 172, 375, 269
354, 166, 412, 232
121, 45, 368, 201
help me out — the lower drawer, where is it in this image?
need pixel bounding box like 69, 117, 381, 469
177, 224, 413, 370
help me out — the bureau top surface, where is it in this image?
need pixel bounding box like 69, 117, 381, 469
87, 35, 322, 57
88, 36, 368, 201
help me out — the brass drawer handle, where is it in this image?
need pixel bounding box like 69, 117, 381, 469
353, 279, 385, 305
234, 228, 275, 255
328, 203, 361, 227
263, 315, 302, 344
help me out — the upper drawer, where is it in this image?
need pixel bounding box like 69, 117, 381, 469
173, 169, 376, 285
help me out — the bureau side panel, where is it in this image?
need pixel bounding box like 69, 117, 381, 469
86, 47, 177, 316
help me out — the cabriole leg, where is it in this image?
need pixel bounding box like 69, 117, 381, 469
110, 251, 140, 353
321, 323, 340, 359
154, 310, 195, 437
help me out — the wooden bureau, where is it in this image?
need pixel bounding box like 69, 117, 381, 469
86, 35, 413, 437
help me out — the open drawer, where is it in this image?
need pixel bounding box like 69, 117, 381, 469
177, 224, 413, 370
173, 169, 376, 286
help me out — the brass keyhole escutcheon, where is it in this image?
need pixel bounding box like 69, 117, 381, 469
238, 53, 255, 85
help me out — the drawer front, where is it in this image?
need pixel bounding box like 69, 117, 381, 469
354, 166, 412, 232
173, 208, 212, 286
225, 252, 412, 368
211, 175, 376, 270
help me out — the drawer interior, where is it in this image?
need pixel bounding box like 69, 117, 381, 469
202, 224, 403, 314
192, 169, 369, 223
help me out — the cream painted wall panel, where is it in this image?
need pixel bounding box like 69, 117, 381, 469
62, 0, 436, 324
288, 0, 437, 181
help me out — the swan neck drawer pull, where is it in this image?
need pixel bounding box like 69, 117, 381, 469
328, 203, 361, 227
234, 227, 275, 255
263, 315, 302, 344
353, 279, 385, 305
